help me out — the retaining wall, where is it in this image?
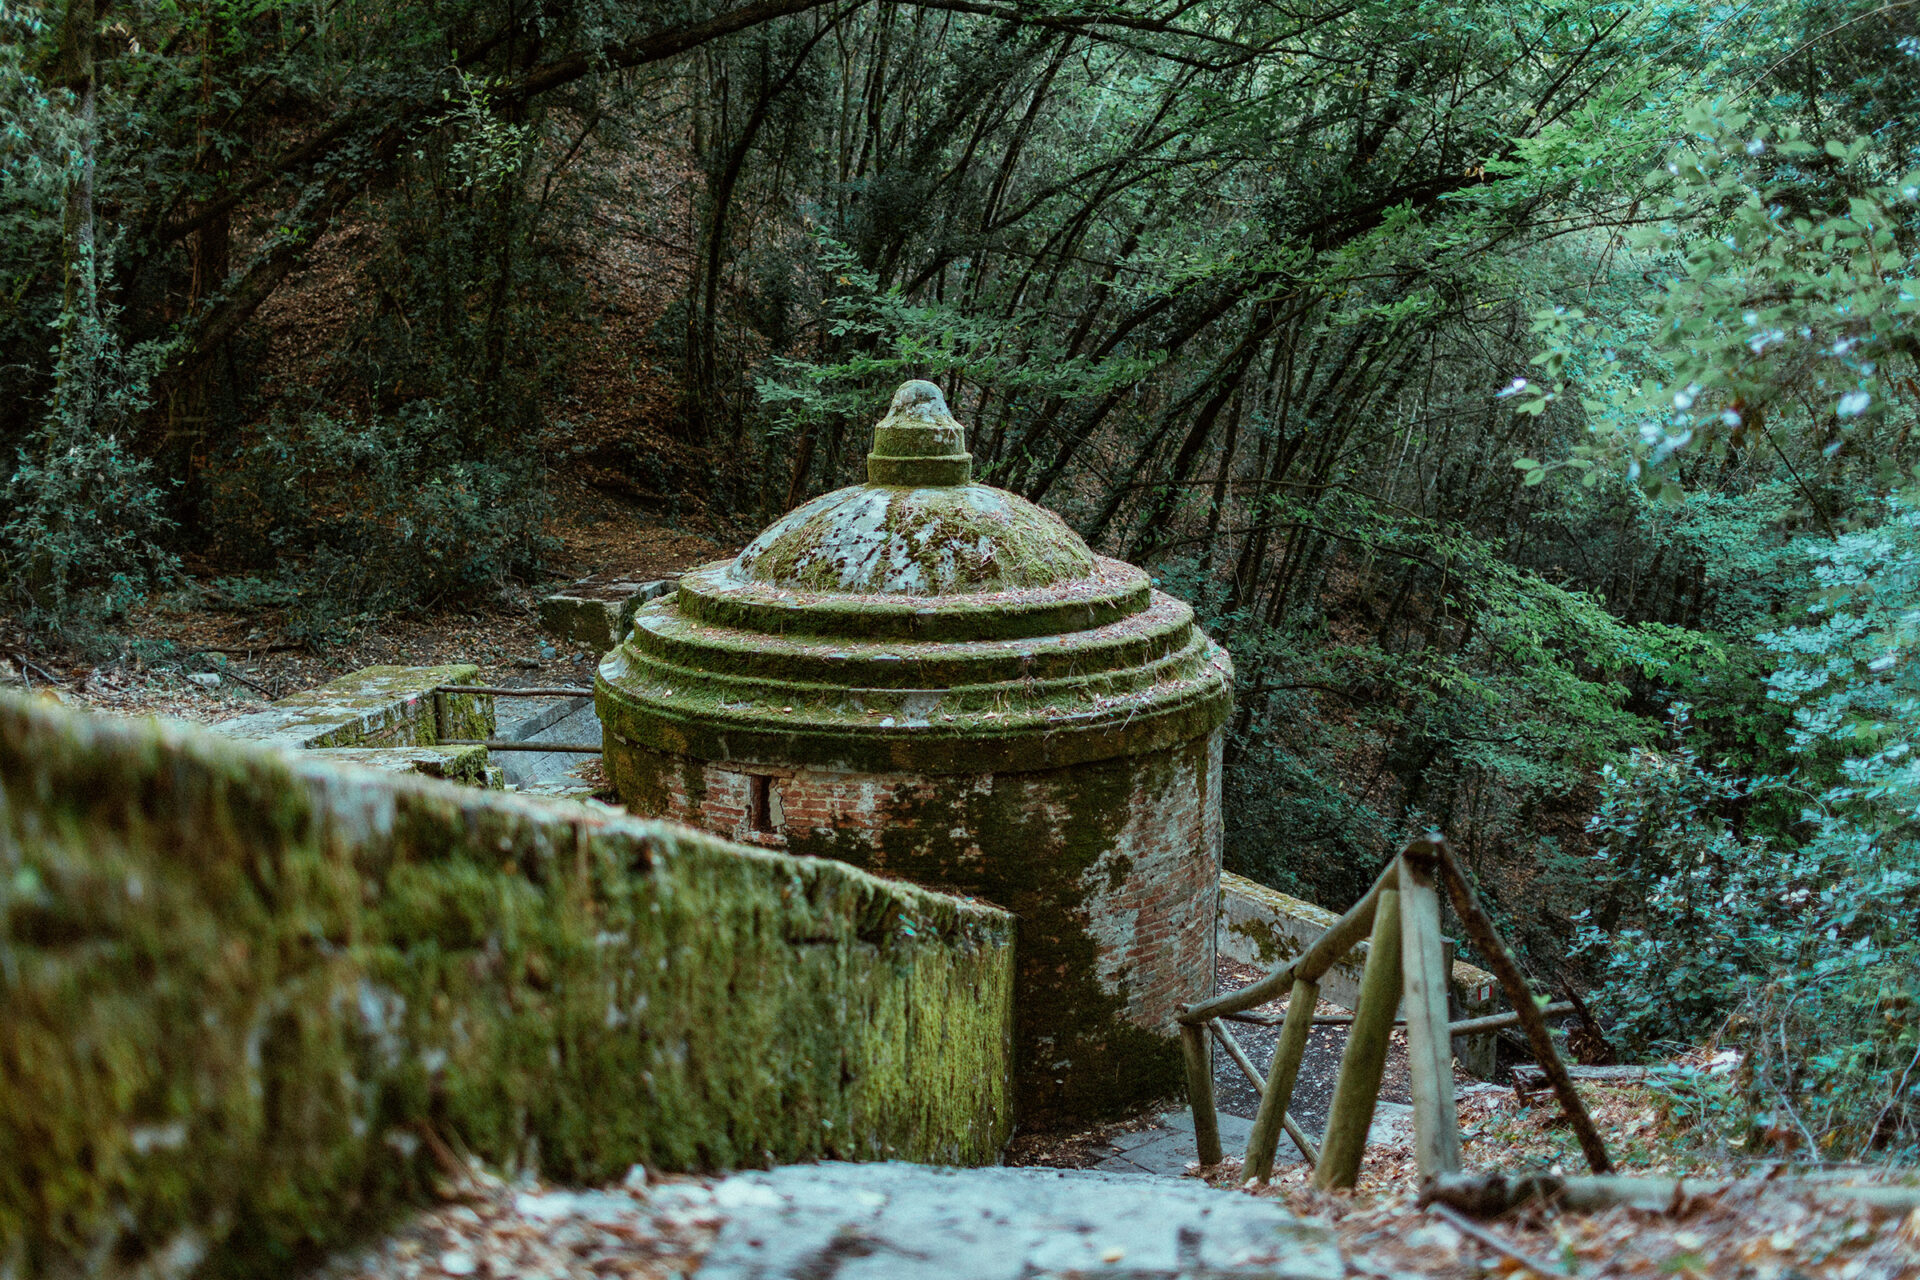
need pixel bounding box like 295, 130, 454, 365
0, 694, 1014, 1277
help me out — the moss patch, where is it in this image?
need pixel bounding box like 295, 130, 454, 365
0, 694, 1014, 1277
776, 741, 1214, 1129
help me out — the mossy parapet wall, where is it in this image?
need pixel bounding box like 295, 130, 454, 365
0, 695, 1014, 1277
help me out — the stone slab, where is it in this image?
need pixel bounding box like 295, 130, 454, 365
307, 744, 502, 788
498, 695, 592, 743
1096, 1105, 1409, 1177
692, 1162, 1342, 1280
539, 574, 678, 652
1098, 1110, 1263, 1176
211, 663, 490, 749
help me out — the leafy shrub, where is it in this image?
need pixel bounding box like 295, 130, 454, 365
1572, 708, 1811, 1056
1, 252, 177, 644
1578, 502, 1920, 1157
205, 404, 553, 645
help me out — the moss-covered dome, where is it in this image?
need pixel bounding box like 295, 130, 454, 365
596, 381, 1232, 774
735, 382, 1096, 597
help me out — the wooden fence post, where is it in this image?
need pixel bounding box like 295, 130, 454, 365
1314, 884, 1403, 1190
1242, 977, 1320, 1181
1181, 1021, 1223, 1166
1398, 847, 1463, 1178
1432, 841, 1613, 1174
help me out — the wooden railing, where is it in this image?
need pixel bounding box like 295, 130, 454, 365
1179, 833, 1613, 1188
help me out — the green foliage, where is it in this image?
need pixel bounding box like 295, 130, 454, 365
1576, 505, 1920, 1156
1, 248, 177, 644
1516, 103, 1920, 497
1220, 494, 1700, 911
0, 17, 71, 392
1572, 708, 1805, 1055
756, 236, 1161, 480
434, 70, 536, 191
206, 405, 552, 645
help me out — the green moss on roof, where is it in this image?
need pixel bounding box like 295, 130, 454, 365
598, 382, 1232, 776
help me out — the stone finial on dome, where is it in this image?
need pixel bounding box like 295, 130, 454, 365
867, 380, 973, 487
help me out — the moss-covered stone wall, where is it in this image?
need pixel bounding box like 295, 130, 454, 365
0, 694, 1014, 1277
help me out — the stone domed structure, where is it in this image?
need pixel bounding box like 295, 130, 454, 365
597, 381, 1233, 1124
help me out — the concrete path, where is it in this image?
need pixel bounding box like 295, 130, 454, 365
686, 1162, 1343, 1279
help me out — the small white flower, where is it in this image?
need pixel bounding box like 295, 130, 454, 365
1494, 377, 1528, 399
1837, 391, 1871, 417
1722, 409, 1742, 427
1746, 138, 1766, 155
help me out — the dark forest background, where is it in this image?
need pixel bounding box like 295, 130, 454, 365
4, 0, 1919, 1155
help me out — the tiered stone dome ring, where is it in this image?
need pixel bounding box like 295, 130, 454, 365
598, 381, 1231, 775
598, 380, 1233, 1125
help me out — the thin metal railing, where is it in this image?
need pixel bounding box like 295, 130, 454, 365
433, 686, 602, 752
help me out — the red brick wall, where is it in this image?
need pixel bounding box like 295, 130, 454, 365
610, 732, 1223, 1123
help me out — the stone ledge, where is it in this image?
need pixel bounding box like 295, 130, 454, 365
1, 691, 1016, 1277
308, 743, 503, 788
539, 574, 677, 651
212, 662, 491, 749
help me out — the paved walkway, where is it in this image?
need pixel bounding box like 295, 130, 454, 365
687, 1162, 1343, 1279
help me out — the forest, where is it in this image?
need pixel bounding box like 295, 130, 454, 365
2, 0, 1917, 1159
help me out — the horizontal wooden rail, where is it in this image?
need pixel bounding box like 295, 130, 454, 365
1180, 857, 1399, 1025
1221, 1001, 1573, 1035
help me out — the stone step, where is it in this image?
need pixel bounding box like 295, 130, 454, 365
539, 573, 678, 651
495, 697, 602, 797
307, 743, 502, 788
212, 663, 491, 750
1094, 1105, 1408, 1177
686, 1161, 1342, 1280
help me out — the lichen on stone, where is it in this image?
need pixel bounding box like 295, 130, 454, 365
0, 693, 1014, 1277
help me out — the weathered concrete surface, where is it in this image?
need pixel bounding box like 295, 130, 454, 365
0, 693, 1014, 1277
539, 574, 677, 651
692, 1162, 1344, 1279
1094, 1106, 1409, 1177
498, 698, 602, 797
212, 662, 492, 749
